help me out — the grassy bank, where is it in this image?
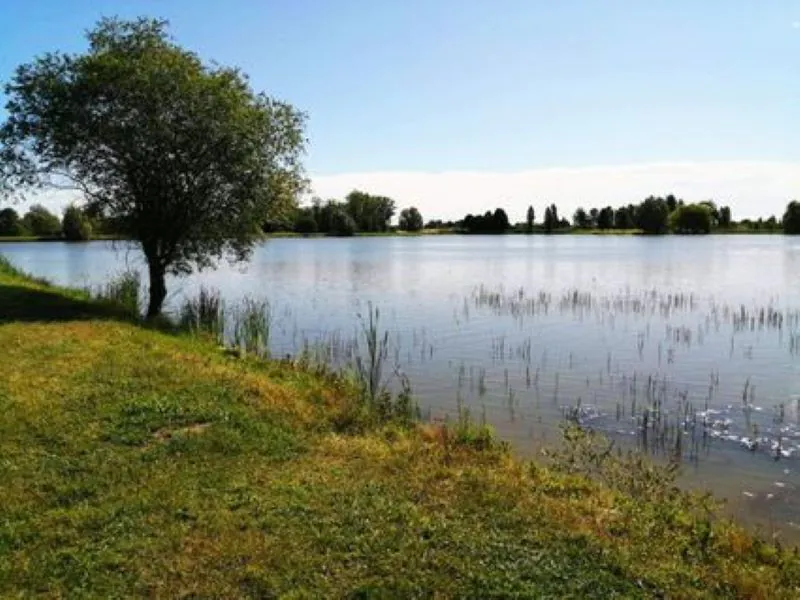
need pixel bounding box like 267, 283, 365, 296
1, 256, 799, 597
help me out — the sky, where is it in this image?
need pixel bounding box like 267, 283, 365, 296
0, 0, 798, 221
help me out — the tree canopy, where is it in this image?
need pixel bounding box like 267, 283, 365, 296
22, 204, 61, 236
543, 204, 560, 233
0, 207, 23, 236
636, 197, 670, 234
62, 204, 92, 241
345, 190, 395, 233
0, 17, 306, 316
670, 204, 712, 234
399, 207, 424, 232
461, 208, 509, 233
573, 207, 590, 228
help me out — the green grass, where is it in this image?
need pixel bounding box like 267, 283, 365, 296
1, 255, 800, 597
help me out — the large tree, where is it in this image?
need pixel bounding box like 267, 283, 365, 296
0, 17, 306, 316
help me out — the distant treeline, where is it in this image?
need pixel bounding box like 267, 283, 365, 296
276, 191, 799, 236
3, 193, 799, 241
0, 204, 120, 240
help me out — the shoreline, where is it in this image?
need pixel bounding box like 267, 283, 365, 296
0, 228, 785, 243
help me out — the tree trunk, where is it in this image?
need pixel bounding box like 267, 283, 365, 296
146, 260, 167, 318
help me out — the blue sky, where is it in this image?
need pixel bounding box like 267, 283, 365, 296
1, 1, 799, 219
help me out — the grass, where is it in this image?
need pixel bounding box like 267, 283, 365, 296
2, 255, 800, 597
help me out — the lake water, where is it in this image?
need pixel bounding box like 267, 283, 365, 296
3, 235, 800, 538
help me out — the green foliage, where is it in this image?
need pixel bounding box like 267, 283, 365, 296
614, 206, 635, 229
596, 206, 614, 229
718, 205, 732, 228
179, 287, 225, 342
573, 207, 590, 228
526, 205, 535, 232
0, 17, 306, 316
398, 206, 423, 232
671, 203, 713, 234
330, 207, 357, 236
345, 190, 395, 232
232, 297, 271, 357
21, 204, 61, 237
784, 201, 800, 234
62, 204, 92, 241
543, 203, 560, 233
461, 208, 510, 233
293, 192, 399, 236
96, 270, 141, 316
636, 196, 670, 234
0, 207, 25, 236
294, 214, 318, 234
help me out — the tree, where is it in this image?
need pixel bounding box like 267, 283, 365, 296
62, 204, 92, 241
573, 207, 590, 228
345, 190, 395, 232
330, 207, 357, 236
718, 205, 732, 229
492, 208, 510, 232
526, 205, 535, 233
0, 18, 306, 316
671, 204, 712, 234
550, 204, 559, 227
589, 208, 599, 228
636, 197, 669, 234
460, 208, 509, 233
0, 207, 24, 236
699, 201, 720, 227
597, 206, 614, 230
543, 204, 559, 233
399, 207, 424, 232
766, 215, 779, 231
294, 213, 318, 235
613, 206, 634, 229
22, 204, 61, 236
783, 201, 800, 234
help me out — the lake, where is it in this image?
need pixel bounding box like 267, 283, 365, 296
3, 234, 800, 538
